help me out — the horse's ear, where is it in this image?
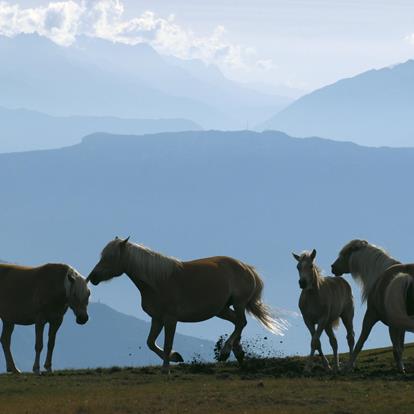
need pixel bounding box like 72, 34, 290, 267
115, 236, 119, 240
120, 236, 130, 248
310, 249, 317, 260
292, 252, 301, 262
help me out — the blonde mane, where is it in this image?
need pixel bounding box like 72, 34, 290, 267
123, 242, 182, 290
344, 240, 400, 301
64, 266, 90, 301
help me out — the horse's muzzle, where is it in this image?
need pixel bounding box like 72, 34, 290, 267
331, 265, 341, 276
76, 314, 89, 325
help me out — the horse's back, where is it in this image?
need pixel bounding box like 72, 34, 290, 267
0, 263, 69, 324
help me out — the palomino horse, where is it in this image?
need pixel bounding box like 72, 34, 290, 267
331, 239, 414, 373
88, 237, 285, 369
293, 249, 354, 372
0, 263, 90, 374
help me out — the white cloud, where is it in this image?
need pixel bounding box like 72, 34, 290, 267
0, 0, 274, 71
405, 33, 414, 45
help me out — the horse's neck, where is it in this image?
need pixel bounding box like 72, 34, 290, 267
351, 249, 399, 300
312, 268, 324, 290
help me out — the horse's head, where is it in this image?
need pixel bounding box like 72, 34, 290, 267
65, 268, 90, 325
292, 249, 318, 290
87, 237, 129, 286
331, 239, 368, 276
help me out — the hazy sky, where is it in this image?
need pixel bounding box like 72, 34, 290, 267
5, 1, 414, 92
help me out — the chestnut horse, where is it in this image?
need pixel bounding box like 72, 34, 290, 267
331, 239, 414, 373
293, 249, 354, 372
88, 237, 285, 370
0, 263, 90, 374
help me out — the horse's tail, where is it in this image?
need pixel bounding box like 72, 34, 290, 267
245, 265, 287, 335
384, 272, 414, 333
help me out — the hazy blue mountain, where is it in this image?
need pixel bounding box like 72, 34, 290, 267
260, 60, 414, 147
0, 106, 200, 153
0, 34, 290, 129
0, 303, 214, 372
1, 130, 413, 355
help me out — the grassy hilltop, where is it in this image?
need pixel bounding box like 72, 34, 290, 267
1, 344, 414, 414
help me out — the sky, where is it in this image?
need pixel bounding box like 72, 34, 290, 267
2, 0, 414, 92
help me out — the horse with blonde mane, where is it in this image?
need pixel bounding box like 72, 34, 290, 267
331, 239, 414, 373
293, 249, 354, 372
88, 237, 285, 370
0, 262, 90, 374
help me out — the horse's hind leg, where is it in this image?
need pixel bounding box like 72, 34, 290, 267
218, 305, 247, 362
389, 327, 406, 374
217, 307, 245, 363
325, 325, 339, 372
0, 321, 20, 374
44, 316, 63, 373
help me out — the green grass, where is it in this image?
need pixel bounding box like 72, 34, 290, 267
1, 345, 414, 414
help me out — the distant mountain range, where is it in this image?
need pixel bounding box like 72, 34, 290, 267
0, 303, 214, 372
260, 60, 414, 147
2, 130, 411, 355
0, 34, 290, 130
0, 106, 200, 153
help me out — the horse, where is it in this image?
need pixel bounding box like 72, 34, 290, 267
0, 263, 90, 374
331, 239, 414, 373
293, 249, 354, 372
87, 237, 285, 370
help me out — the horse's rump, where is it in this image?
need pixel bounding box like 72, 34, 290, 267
384, 270, 414, 332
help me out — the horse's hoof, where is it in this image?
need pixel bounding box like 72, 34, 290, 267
170, 352, 184, 363
343, 363, 354, 373
7, 367, 21, 375
33, 368, 41, 376
44, 367, 53, 374
234, 351, 245, 364
161, 365, 171, 375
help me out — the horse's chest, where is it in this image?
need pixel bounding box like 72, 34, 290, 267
299, 293, 324, 322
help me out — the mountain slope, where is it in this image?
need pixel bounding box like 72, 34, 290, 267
0, 34, 290, 129
1, 130, 414, 354
0, 303, 214, 372
260, 60, 414, 147
0, 106, 201, 153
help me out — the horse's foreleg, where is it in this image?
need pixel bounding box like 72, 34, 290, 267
325, 325, 339, 372
303, 320, 316, 372
44, 317, 63, 373
313, 318, 330, 370
389, 327, 406, 374
33, 320, 46, 375
348, 309, 378, 371
219, 305, 247, 362
1, 321, 20, 374
146, 318, 165, 361
162, 317, 178, 372
217, 307, 245, 363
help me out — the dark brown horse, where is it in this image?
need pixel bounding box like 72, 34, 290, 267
0, 263, 90, 374
88, 237, 285, 370
331, 239, 414, 373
